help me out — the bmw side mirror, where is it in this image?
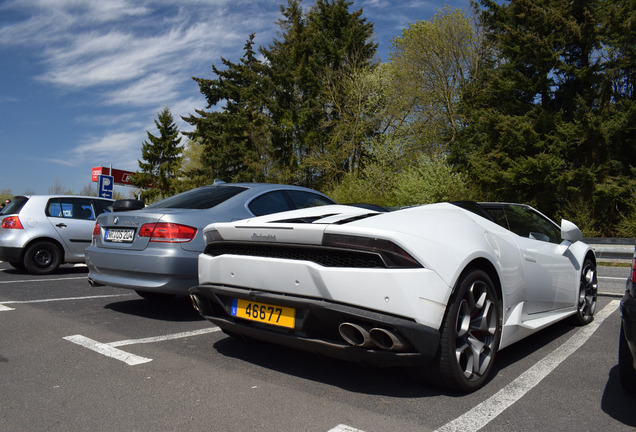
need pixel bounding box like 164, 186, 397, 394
561, 219, 583, 243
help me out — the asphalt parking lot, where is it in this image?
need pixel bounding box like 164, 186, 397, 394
1, 261, 634, 432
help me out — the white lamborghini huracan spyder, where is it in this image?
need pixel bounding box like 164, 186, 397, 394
189, 202, 598, 392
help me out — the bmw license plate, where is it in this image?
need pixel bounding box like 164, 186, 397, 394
105, 228, 135, 243
231, 298, 295, 329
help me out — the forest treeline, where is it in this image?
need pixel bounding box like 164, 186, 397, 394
129, 0, 636, 237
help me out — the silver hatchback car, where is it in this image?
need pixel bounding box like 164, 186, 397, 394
85, 183, 335, 300
0, 195, 114, 274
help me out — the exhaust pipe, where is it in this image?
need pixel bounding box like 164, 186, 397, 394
338, 322, 374, 348
87, 278, 104, 287
190, 294, 201, 313
369, 328, 409, 351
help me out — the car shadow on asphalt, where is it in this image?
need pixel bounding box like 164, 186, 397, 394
212, 335, 440, 397
601, 366, 636, 428
208, 319, 582, 398
104, 296, 205, 322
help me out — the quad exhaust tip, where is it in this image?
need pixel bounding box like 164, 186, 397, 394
338, 322, 410, 352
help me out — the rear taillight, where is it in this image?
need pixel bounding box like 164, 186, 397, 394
92, 222, 100, 236
1, 216, 23, 229
138, 223, 197, 243
322, 233, 422, 268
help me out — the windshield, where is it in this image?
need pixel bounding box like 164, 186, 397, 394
146, 186, 248, 210
0, 196, 28, 215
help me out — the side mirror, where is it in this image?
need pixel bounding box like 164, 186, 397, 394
561, 219, 582, 243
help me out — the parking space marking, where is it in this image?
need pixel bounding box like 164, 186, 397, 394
434, 299, 620, 432
0, 276, 87, 284
599, 276, 627, 281
64, 327, 221, 365
328, 425, 365, 432
0, 294, 134, 311
64, 335, 153, 365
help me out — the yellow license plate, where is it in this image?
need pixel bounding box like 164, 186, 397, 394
231, 298, 296, 329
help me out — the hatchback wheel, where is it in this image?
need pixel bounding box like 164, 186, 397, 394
431, 268, 501, 392
23, 241, 62, 275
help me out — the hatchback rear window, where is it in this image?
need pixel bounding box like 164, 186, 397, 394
0, 196, 28, 215
146, 186, 248, 210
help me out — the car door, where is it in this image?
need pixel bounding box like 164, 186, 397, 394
46, 197, 98, 259
490, 204, 577, 314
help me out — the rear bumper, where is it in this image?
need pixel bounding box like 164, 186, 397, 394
620, 284, 636, 365
189, 284, 441, 367
0, 246, 23, 263
85, 245, 199, 294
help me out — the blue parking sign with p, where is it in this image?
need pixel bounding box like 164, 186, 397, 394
98, 175, 114, 199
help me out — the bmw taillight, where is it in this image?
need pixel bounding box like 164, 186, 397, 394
138, 223, 197, 243
92, 222, 100, 236
322, 233, 422, 268
1, 216, 23, 229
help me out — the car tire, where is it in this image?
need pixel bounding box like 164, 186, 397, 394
619, 322, 636, 393
134, 290, 176, 301
431, 268, 501, 392
23, 241, 62, 275
571, 258, 597, 326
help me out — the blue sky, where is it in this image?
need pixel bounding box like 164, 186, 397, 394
0, 0, 468, 196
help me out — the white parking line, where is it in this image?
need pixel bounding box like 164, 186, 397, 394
434, 299, 620, 432
0, 294, 134, 311
64, 335, 153, 365
0, 276, 87, 284
328, 425, 365, 432
64, 327, 222, 365
0, 294, 134, 312
599, 276, 627, 281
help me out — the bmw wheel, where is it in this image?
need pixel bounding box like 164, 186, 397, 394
434, 268, 501, 392
572, 258, 597, 326
23, 241, 62, 275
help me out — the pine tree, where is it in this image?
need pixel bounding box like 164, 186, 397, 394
450, 0, 636, 234
262, 0, 377, 188
132, 107, 183, 202
182, 34, 270, 184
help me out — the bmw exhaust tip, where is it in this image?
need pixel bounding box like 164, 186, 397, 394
87, 278, 104, 287
190, 294, 202, 313
338, 322, 374, 348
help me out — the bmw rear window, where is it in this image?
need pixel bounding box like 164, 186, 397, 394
146, 186, 248, 210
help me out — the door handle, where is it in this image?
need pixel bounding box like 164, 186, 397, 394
56, 223, 67, 228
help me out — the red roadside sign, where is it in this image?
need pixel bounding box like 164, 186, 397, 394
91, 167, 135, 185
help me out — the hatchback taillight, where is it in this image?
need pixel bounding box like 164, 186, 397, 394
138, 223, 197, 243
1, 216, 23, 229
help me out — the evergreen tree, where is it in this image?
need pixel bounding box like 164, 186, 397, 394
450, 0, 636, 235
132, 107, 183, 202
183, 34, 270, 184
262, 0, 377, 188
